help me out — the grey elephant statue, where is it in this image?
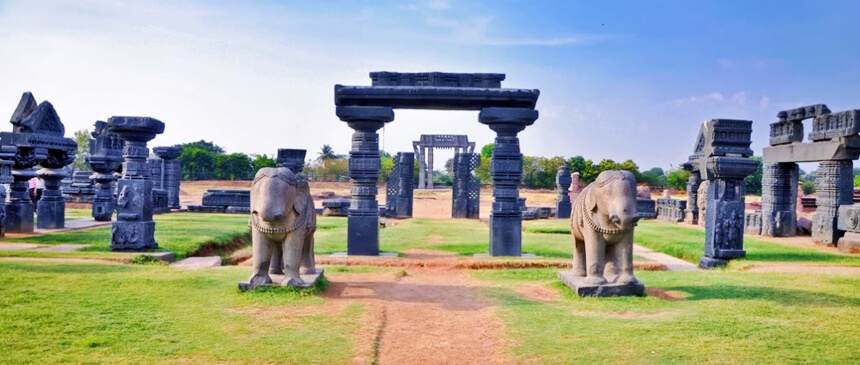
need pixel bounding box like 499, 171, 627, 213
246, 167, 317, 289
568, 170, 642, 290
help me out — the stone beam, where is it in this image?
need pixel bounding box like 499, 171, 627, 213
762, 137, 860, 163
334, 85, 539, 110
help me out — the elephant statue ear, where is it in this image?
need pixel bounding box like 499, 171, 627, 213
294, 181, 311, 215
585, 187, 598, 213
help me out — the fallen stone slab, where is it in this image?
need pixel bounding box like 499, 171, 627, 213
170, 256, 222, 269
558, 270, 645, 297
0, 243, 45, 251
32, 244, 91, 252
238, 269, 325, 291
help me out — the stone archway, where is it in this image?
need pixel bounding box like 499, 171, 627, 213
334, 72, 540, 256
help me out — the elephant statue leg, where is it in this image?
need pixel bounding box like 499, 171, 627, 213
300, 234, 316, 275
248, 230, 274, 287
584, 232, 608, 285
281, 231, 306, 286
270, 244, 284, 275
572, 237, 587, 277
604, 245, 617, 279
613, 232, 639, 285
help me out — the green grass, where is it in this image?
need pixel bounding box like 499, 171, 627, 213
0, 261, 363, 364
523, 219, 860, 266
473, 268, 860, 364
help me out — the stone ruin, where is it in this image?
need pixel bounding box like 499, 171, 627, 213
635, 185, 657, 219
62, 170, 96, 203
556, 166, 571, 218
276, 148, 306, 176
108, 116, 164, 251
336, 71, 539, 256
189, 190, 251, 214
85, 120, 123, 221
744, 211, 762, 235
452, 152, 481, 219
413, 134, 475, 189
384, 152, 414, 218
683, 118, 757, 268
321, 198, 350, 216
0, 92, 77, 232
150, 146, 183, 210
761, 104, 860, 252
656, 198, 686, 222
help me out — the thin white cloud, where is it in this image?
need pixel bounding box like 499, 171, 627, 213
427, 0, 451, 10
424, 15, 610, 47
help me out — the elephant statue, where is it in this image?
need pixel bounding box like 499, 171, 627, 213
247, 167, 317, 289
570, 170, 641, 286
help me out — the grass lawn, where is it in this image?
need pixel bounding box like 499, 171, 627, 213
0, 261, 368, 364
523, 219, 860, 266
473, 268, 860, 364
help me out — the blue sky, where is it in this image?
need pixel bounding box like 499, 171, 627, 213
0, 0, 857, 171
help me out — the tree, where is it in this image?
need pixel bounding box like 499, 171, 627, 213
318, 144, 343, 161
379, 151, 394, 181
180, 140, 224, 155
179, 147, 216, 180
72, 129, 90, 171
215, 153, 254, 180
640, 167, 667, 187
480, 144, 495, 158
252, 154, 277, 171
666, 169, 690, 190
744, 156, 763, 195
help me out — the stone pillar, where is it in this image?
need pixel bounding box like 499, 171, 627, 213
684, 171, 701, 224
35, 167, 67, 229
6, 168, 38, 233
90, 170, 117, 221
153, 146, 183, 209
108, 117, 165, 251
812, 160, 853, 246
386, 152, 414, 218
337, 106, 393, 256
556, 166, 571, 218
699, 157, 758, 268
479, 107, 538, 256
427, 147, 434, 189
276, 148, 306, 175
697, 181, 709, 227
418, 146, 426, 189
761, 162, 798, 237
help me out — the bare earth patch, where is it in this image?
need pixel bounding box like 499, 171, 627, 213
516, 282, 560, 303
645, 287, 689, 300
742, 263, 860, 274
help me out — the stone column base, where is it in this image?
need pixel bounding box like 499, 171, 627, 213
347, 215, 379, 256
5, 202, 34, 233
558, 271, 645, 297
489, 215, 522, 256
111, 221, 157, 251
556, 202, 571, 219
36, 199, 65, 229
698, 256, 728, 269
837, 232, 860, 254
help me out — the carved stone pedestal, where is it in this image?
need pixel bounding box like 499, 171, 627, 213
558, 271, 644, 297
35, 168, 67, 229
6, 169, 37, 233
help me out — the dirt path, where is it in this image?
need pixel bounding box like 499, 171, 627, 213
324, 250, 510, 365
742, 263, 860, 274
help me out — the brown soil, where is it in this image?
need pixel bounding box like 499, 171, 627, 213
0, 257, 124, 264
645, 287, 689, 300
516, 282, 560, 302
324, 251, 512, 365
742, 263, 860, 274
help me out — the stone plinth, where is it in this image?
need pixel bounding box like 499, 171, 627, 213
6, 169, 38, 233
107, 116, 164, 251
558, 271, 645, 297
636, 199, 657, 219
656, 198, 686, 222
480, 107, 538, 256
452, 152, 480, 219
555, 166, 572, 218
337, 106, 393, 256
744, 211, 762, 235
684, 171, 701, 224
239, 269, 325, 291
322, 198, 350, 216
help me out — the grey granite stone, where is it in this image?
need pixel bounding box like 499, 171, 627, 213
744, 211, 762, 235
239, 269, 325, 291
636, 199, 657, 220
555, 166, 571, 218
413, 135, 475, 189
385, 152, 414, 218
170, 256, 221, 269
452, 152, 480, 219
558, 271, 644, 297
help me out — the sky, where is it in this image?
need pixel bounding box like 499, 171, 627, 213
0, 0, 858, 172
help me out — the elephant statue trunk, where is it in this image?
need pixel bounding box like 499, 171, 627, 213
246, 167, 317, 289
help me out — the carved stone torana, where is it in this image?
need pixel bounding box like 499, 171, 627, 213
684, 170, 701, 224
385, 152, 415, 218
107, 116, 164, 251
761, 162, 798, 236
1, 92, 77, 232
86, 120, 124, 221
152, 146, 183, 209
413, 134, 475, 189
241, 167, 321, 290
684, 118, 757, 268
337, 106, 393, 255
452, 152, 481, 219
336, 71, 539, 256
556, 166, 572, 219
277, 149, 307, 175
561, 170, 644, 297
480, 107, 538, 256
